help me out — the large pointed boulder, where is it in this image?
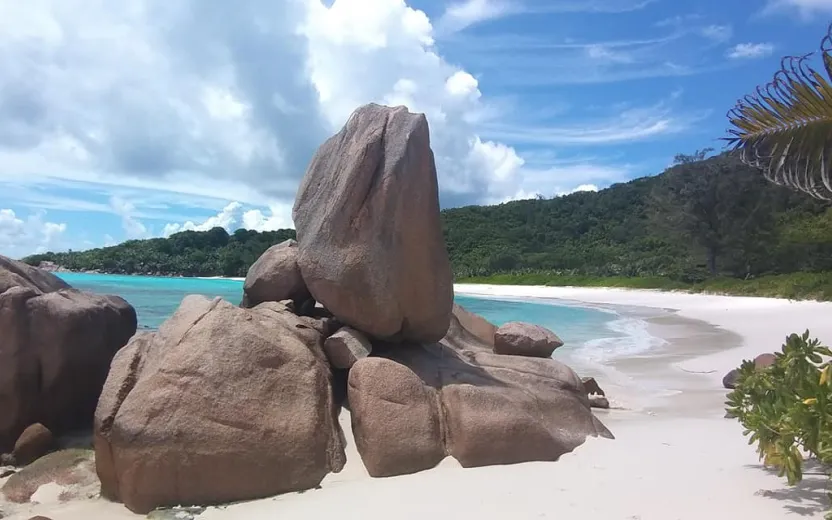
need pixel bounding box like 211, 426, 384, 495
292, 103, 453, 343
94, 296, 346, 514
348, 313, 612, 477
0, 255, 137, 453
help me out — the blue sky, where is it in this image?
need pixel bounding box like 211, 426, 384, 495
1, 0, 830, 258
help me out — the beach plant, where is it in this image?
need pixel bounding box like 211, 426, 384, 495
725, 22, 832, 201
725, 330, 832, 518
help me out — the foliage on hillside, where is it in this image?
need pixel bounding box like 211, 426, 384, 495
25, 228, 297, 278
21, 153, 832, 281
443, 152, 831, 281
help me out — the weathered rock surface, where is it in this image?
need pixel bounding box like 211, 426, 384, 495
0, 257, 70, 294
452, 303, 496, 346
293, 103, 453, 343
349, 357, 445, 477
94, 295, 345, 514
589, 396, 610, 409
494, 321, 564, 358
241, 239, 311, 308
0, 255, 137, 452
348, 313, 612, 477
324, 327, 373, 369
722, 369, 740, 389
753, 353, 777, 369
12, 424, 54, 467
1, 449, 96, 504
722, 353, 778, 389
582, 377, 606, 397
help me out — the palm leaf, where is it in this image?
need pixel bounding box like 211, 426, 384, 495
724, 23, 832, 200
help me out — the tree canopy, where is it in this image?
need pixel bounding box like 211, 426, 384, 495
22, 152, 832, 282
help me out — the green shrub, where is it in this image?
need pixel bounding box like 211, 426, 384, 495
725, 331, 832, 518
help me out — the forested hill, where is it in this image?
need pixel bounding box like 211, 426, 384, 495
23, 153, 832, 283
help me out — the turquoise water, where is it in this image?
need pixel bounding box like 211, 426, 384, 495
58, 273, 246, 330
56, 273, 649, 365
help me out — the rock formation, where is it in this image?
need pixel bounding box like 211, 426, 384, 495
241, 239, 311, 308
723, 353, 777, 389
494, 321, 564, 358
324, 327, 373, 369
88, 103, 611, 513
452, 303, 496, 346
293, 103, 453, 343
2, 449, 97, 505
0, 255, 137, 453
10, 424, 54, 467
348, 313, 612, 477
94, 296, 345, 514
0, 256, 70, 294
582, 377, 606, 397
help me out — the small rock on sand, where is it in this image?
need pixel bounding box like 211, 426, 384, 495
13, 424, 55, 467
494, 322, 564, 358
590, 396, 611, 409
582, 377, 606, 397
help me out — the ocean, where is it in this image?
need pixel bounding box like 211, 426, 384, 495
56, 273, 662, 370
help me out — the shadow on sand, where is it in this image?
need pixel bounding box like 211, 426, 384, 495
747, 460, 830, 517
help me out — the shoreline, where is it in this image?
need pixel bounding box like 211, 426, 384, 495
47, 269, 832, 301
4, 284, 832, 519
457, 285, 747, 416
455, 283, 832, 385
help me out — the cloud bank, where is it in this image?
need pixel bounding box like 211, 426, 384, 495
0, 0, 708, 256
0, 0, 527, 214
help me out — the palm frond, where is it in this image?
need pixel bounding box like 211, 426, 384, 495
725, 22, 832, 201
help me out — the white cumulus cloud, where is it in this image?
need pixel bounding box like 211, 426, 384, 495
0, 0, 692, 251
0, 0, 526, 214
242, 204, 294, 232
0, 209, 67, 259
437, 0, 515, 34
162, 201, 295, 236
727, 43, 775, 60
162, 202, 244, 237
700, 24, 733, 43
109, 196, 149, 239
766, 0, 832, 16
564, 184, 600, 195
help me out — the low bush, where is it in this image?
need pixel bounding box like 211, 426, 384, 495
725, 331, 832, 518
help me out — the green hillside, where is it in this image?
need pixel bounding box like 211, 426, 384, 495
23, 152, 832, 298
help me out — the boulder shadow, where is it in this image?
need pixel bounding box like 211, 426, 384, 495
370, 329, 509, 391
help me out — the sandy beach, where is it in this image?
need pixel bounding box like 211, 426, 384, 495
4, 285, 832, 520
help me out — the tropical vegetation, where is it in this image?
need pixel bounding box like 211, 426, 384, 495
724, 23, 832, 518
726, 332, 832, 520
21, 151, 832, 299
725, 26, 832, 200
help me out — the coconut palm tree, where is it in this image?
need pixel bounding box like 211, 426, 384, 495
725, 23, 832, 200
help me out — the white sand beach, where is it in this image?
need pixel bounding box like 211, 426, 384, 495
5, 285, 832, 520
